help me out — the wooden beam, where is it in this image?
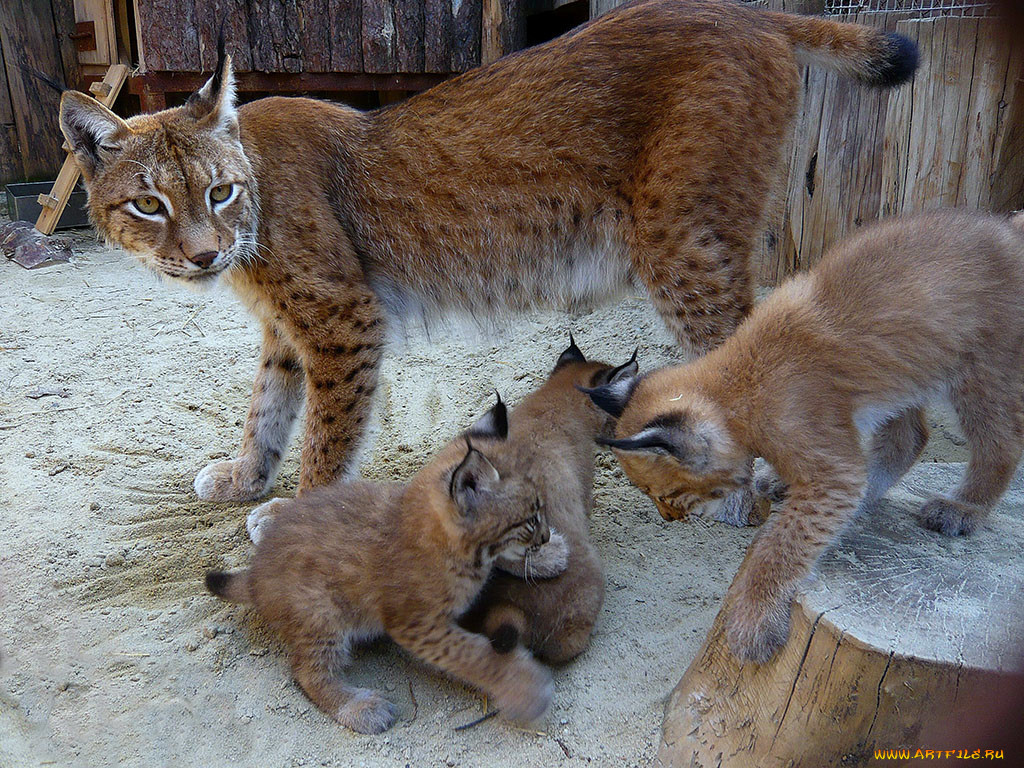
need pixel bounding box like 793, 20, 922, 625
34, 63, 127, 235
127, 70, 453, 98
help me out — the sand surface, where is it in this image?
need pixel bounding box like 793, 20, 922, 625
0, 224, 990, 768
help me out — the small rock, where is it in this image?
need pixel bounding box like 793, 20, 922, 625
57, 681, 69, 692
203, 626, 217, 639
89, 501, 100, 511
104, 553, 125, 568
24, 452, 35, 458
185, 641, 199, 652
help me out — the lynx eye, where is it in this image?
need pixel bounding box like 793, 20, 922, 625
209, 183, 233, 204
133, 195, 161, 215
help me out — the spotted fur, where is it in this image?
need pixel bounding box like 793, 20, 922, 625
60, 0, 918, 509
588, 210, 1024, 663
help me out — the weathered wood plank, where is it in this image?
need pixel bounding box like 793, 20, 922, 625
452, 0, 482, 71
0, 56, 20, 186
194, 0, 254, 73
394, 0, 425, 72
135, 0, 201, 71
362, 0, 398, 73
422, 0, 452, 73
327, 0, 364, 71
247, 0, 303, 73
0, 0, 72, 180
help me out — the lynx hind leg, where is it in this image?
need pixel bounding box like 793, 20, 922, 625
290, 635, 396, 734
922, 385, 1023, 536
863, 406, 929, 507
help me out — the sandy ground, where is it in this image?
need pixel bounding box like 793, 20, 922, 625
0, 221, 980, 768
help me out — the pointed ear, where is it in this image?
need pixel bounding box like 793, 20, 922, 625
597, 414, 716, 473
59, 91, 129, 181
592, 347, 639, 388
449, 441, 501, 515
468, 392, 508, 440
579, 350, 639, 418
185, 38, 237, 136
554, 332, 586, 370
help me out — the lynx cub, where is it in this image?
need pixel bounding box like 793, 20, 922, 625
463, 338, 636, 662
206, 418, 567, 732
585, 210, 1024, 663
59, 1, 917, 528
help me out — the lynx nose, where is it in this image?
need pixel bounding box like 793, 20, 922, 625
189, 250, 218, 269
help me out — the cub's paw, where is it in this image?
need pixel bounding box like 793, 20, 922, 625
493, 652, 553, 723
753, 462, 789, 504
246, 497, 289, 545
336, 689, 397, 734
712, 486, 755, 528
527, 530, 569, 579
725, 591, 792, 664
194, 457, 269, 502
920, 497, 980, 537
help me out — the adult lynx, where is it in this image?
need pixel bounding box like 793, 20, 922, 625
59, 0, 918, 518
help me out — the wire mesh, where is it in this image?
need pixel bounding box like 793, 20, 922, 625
823, 0, 995, 17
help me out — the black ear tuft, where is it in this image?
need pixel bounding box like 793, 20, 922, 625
468, 392, 509, 440
555, 332, 587, 370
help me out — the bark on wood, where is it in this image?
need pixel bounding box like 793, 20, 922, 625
658, 474, 1024, 767
135, 0, 201, 71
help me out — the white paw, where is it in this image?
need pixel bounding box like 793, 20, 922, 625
194, 457, 269, 502
246, 497, 288, 545
527, 530, 570, 579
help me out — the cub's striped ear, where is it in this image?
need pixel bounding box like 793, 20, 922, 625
554, 332, 586, 370
449, 439, 501, 515
580, 348, 639, 417
598, 412, 718, 474
468, 392, 508, 440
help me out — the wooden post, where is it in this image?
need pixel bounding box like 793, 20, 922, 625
658, 467, 1024, 766
34, 63, 128, 236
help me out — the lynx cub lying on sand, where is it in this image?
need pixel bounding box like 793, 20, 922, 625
206, 419, 567, 733
462, 338, 636, 662
59, 0, 917, 530
585, 210, 1024, 663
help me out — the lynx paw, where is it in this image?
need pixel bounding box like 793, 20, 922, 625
526, 530, 569, 579
725, 590, 793, 664
753, 462, 789, 504
920, 497, 980, 537
194, 457, 269, 502
246, 497, 289, 545
336, 689, 397, 734
493, 652, 553, 723
710, 486, 755, 527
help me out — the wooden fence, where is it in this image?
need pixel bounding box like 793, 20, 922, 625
0, 0, 81, 185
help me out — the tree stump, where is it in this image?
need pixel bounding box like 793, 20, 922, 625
658, 463, 1024, 768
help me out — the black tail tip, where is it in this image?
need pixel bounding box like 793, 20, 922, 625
489, 623, 520, 654
871, 32, 919, 88
205, 570, 230, 597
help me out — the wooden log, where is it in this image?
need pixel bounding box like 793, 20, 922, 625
451, 0, 482, 72
194, 0, 254, 73
327, 0, 365, 71
658, 463, 1024, 767
423, 0, 453, 73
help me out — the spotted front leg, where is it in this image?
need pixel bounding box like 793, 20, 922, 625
194, 324, 304, 502
725, 468, 865, 663
290, 289, 386, 492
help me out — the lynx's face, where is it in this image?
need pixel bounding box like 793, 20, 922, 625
60, 54, 256, 286
585, 371, 750, 522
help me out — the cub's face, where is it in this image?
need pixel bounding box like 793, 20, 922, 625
585, 371, 750, 522
60, 55, 256, 286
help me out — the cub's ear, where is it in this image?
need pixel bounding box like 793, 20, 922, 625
554, 332, 586, 370
579, 348, 639, 418
597, 413, 717, 474
449, 441, 501, 514
185, 35, 238, 136
468, 392, 508, 440
59, 91, 129, 181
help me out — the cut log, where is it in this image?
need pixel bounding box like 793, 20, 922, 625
658, 462, 1024, 767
